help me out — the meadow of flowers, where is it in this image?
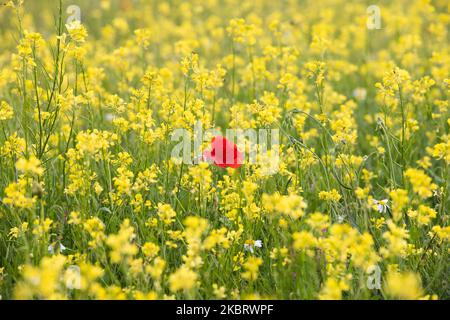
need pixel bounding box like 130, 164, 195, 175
0, 0, 449, 300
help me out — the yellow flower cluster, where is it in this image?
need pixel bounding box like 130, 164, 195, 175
0, 101, 13, 121
0, 0, 448, 301
262, 192, 307, 219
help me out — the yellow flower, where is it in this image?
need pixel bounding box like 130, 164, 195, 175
304, 61, 326, 86
134, 28, 152, 48
0, 132, 26, 157
380, 220, 409, 258
203, 228, 230, 250
32, 218, 53, 237
168, 266, 197, 292
3, 177, 36, 209
306, 212, 330, 232
415, 205, 437, 226
212, 284, 227, 299
428, 136, 450, 164
184, 216, 208, 243
319, 189, 341, 202
404, 168, 437, 199
371, 217, 386, 229
157, 203, 177, 225
106, 219, 138, 263
318, 278, 349, 300
186, 162, 213, 194
145, 257, 166, 280
226, 18, 261, 45
14, 255, 67, 300
262, 192, 307, 219
75, 130, 117, 157
242, 257, 263, 281
389, 189, 408, 222
83, 217, 106, 248
292, 231, 317, 251
134, 290, 158, 300
0, 0, 448, 301
432, 225, 450, 241
66, 20, 88, 43
93, 182, 103, 195
0, 101, 13, 121
142, 242, 160, 259
113, 166, 134, 196
16, 156, 44, 176
384, 271, 423, 300
68, 211, 81, 225
417, 156, 432, 169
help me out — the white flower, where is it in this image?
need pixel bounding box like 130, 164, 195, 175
373, 199, 389, 214
48, 243, 67, 254
244, 239, 263, 254
353, 87, 367, 101
104, 113, 116, 122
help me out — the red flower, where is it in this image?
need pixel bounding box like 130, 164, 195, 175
203, 136, 243, 168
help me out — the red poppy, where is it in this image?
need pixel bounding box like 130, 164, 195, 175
203, 136, 243, 168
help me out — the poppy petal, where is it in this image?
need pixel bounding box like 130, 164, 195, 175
205, 136, 243, 168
